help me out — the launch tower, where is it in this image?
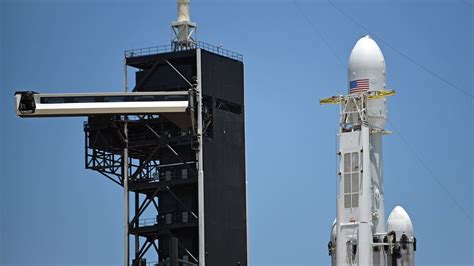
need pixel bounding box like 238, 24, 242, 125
15, 1, 247, 265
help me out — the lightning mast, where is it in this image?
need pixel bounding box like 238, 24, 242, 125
322, 36, 416, 266
172, 0, 196, 50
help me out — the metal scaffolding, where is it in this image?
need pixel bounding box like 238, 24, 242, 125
84, 51, 204, 266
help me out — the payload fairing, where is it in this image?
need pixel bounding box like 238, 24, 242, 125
322, 36, 416, 266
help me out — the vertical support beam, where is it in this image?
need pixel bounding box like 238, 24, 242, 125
124, 57, 128, 92
135, 192, 139, 262
124, 120, 130, 266
335, 148, 344, 265
196, 48, 205, 266
124, 55, 130, 266
371, 133, 385, 266
170, 237, 179, 266
359, 125, 373, 266
336, 101, 345, 266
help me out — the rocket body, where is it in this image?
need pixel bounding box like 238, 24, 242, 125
328, 36, 415, 266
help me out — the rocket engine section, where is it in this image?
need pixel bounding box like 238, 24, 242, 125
324, 35, 416, 266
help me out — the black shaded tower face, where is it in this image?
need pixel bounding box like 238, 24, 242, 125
86, 46, 247, 265
199, 50, 246, 265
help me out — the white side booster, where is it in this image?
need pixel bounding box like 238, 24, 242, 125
386, 206, 416, 266
322, 36, 416, 266
14, 91, 190, 117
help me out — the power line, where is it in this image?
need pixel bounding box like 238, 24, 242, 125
293, 0, 473, 223
323, 1, 473, 222
292, 0, 345, 68
387, 119, 473, 224
460, 0, 473, 7
327, 0, 474, 98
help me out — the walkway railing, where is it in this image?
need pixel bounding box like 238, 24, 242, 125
125, 41, 243, 62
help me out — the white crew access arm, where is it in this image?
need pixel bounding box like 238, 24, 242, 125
15, 91, 190, 117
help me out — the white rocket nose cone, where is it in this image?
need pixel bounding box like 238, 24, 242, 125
348, 35, 386, 93
387, 206, 414, 237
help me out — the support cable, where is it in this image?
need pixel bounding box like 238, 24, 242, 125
387, 119, 473, 223
327, 0, 474, 98
292, 0, 345, 68
460, 0, 473, 7
294, 1, 473, 223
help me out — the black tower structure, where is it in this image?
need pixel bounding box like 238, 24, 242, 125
84, 43, 247, 265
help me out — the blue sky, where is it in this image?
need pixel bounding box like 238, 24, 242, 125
0, 0, 472, 265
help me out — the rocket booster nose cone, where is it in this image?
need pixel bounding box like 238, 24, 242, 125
348, 35, 386, 93
387, 206, 414, 237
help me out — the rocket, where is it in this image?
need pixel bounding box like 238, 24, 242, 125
323, 35, 416, 266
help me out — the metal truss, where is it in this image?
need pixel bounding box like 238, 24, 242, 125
84, 56, 205, 265
85, 116, 199, 265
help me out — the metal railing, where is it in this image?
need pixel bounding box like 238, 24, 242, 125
137, 260, 197, 266
137, 211, 195, 228
125, 41, 243, 62
138, 217, 158, 227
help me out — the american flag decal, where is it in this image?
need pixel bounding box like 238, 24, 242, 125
349, 79, 370, 93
